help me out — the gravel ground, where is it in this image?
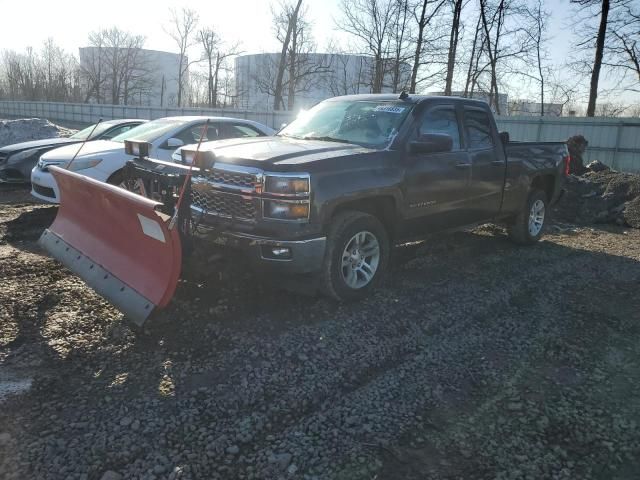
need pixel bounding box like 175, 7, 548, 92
1, 184, 639, 480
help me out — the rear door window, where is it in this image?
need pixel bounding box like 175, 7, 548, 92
419, 106, 461, 150
219, 123, 264, 139
174, 123, 219, 144
464, 109, 494, 149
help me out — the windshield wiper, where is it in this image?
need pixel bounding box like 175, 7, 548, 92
301, 135, 351, 144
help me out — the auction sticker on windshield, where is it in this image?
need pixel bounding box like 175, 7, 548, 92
373, 105, 406, 114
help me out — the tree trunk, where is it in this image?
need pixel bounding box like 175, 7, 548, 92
586, 0, 610, 117
274, 0, 302, 110
409, 1, 427, 94
208, 56, 214, 107
213, 52, 220, 108
288, 25, 297, 110
177, 55, 184, 107
464, 13, 482, 96
444, 0, 463, 95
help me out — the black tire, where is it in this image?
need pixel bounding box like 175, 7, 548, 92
106, 169, 125, 187
321, 210, 390, 301
108, 169, 146, 196
508, 189, 548, 245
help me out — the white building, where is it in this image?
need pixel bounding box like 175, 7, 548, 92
234, 53, 412, 111
509, 100, 564, 117
79, 48, 184, 107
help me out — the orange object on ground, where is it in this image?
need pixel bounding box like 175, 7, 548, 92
38, 166, 182, 326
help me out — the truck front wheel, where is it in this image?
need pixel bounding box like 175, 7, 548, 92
321, 211, 390, 301
508, 190, 548, 245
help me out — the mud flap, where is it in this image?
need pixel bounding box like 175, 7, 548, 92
39, 166, 182, 326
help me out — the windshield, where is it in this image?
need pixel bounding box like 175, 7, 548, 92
70, 122, 117, 140
278, 100, 413, 148
111, 118, 188, 143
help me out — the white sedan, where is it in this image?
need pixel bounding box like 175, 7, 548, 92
31, 116, 275, 203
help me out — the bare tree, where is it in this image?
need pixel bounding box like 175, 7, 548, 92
166, 7, 199, 107
254, 0, 330, 110
409, 0, 447, 93
444, 0, 464, 95
478, 0, 533, 114
605, 2, 640, 92
388, 0, 413, 92
81, 28, 151, 105
571, 0, 611, 116
199, 28, 242, 107
522, 0, 549, 115
271, 0, 303, 110
1, 40, 80, 102
337, 0, 399, 93
463, 11, 486, 96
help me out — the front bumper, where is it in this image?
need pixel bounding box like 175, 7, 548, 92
196, 227, 326, 274
30, 167, 60, 203
0, 166, 29, 184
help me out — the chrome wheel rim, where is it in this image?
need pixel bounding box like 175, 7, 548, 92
120, 178, 146, 197
528, 199, 545, 236
341, 231, 380, 289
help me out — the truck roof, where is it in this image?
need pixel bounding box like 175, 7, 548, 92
326, 93, 490, 108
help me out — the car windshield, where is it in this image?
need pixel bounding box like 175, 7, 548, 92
69, 122, 118, 140
111, 119, 189, 143
278, 100, 413, 148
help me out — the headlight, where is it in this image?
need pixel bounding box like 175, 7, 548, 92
67, 158, 103, 171
263, 200, 309, 221
264, 174, 310, 196
8, 148, 40, 164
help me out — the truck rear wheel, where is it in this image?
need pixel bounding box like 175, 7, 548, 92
508, 189, 548, 245
321, 211, 390, 301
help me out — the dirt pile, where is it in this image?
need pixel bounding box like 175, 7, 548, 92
0, 118, 75, 148
554, 162, 640, 228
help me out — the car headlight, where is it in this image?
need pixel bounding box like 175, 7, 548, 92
67, 158, 103, 171
263, 200, 309, 221
264, 174, 310, 196
8, 148, 40, 164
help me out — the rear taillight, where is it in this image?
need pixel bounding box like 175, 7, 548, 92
564, 155, 571, 176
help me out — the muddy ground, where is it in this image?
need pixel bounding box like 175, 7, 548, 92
0, 184, 639, 480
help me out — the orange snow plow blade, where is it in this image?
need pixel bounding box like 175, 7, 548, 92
38, 166, 182, 326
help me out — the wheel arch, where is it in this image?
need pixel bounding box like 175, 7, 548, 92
326, 195, 399, 239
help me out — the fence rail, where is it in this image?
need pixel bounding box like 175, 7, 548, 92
1, 100, 639, 173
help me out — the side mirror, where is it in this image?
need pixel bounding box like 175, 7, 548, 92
499, 131, 510, 145
166, 137, 184, 149
409, 133, 453, 154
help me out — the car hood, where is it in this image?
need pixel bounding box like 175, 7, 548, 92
0, 137, 79, 154
40, 140, 124, 161
194, 136, 375, 168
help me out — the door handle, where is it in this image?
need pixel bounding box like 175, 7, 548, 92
491, 160, 504, 166
455, 163, 472, 168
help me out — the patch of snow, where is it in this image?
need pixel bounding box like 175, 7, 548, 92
0, 118, 76, 148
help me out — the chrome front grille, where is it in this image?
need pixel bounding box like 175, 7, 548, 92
191, 188, 257, 221
211, 169, 257, 190
189, 163, 262, 222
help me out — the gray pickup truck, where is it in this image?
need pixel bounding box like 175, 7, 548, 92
125, 93, 569, 301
